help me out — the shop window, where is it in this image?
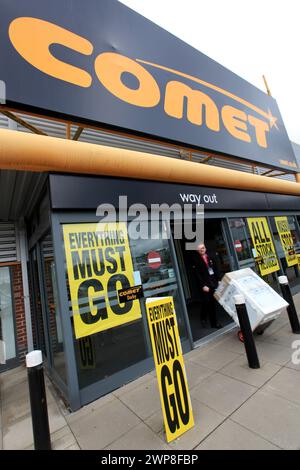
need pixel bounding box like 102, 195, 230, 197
61, 220, 187, 390
229, 217, 280, 291
229, 218, 253, 266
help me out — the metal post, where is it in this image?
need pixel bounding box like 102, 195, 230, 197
278, 275, 300, 333
234, 295, 260, 369
26, 350, 51, 450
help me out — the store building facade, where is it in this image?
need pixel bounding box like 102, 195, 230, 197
1, 0, 300, 410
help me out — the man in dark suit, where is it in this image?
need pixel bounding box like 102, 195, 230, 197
193, 243, 222, 329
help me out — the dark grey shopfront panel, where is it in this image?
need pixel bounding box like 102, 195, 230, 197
266, 193, 300, 211
50, 174, 273, 211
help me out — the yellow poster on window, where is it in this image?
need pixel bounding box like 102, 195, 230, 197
275, 216, 297, 267
247, 217, 280, 276
146, 296, 194, 443
63, 222, 141, 339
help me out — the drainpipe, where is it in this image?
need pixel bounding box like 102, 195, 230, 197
17, 220, 33, 352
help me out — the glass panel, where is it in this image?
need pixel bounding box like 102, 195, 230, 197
62, 220, 187, 390
229, 218, 253, 266
270, 216, 300, 289
229, 217, 279, 291
130, 221, 188, 340
0, 267, 16, 360
41, 233, 67, 383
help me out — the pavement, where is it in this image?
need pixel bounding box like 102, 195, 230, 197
1, 294, 300, 450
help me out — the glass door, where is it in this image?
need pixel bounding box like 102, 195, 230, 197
29, 247, 50, 363
172, 218, 234, 343
0, 266, 18, 371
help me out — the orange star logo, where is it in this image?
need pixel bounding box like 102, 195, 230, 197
267, 109, 279, 130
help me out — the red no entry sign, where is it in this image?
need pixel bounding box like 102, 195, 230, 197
234, 240, 243, 252
147, 251, 162, 269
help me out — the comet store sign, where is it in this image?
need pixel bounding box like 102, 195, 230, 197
146, 296, 194, 442
63, 222, 141, 339
247, 217, 280, 276
275, 216, 297, 267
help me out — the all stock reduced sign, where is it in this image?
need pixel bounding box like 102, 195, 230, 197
1, 0, 297, 171
63, 222, 141, 339
146, 296, 194, 442
247, 217, 280, 277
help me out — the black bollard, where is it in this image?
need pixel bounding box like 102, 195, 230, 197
26, 350, 51, 450
278, 275, 300, 334
234, 295, 260, 369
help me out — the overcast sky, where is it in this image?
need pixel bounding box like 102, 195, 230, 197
120, 0, 300, 144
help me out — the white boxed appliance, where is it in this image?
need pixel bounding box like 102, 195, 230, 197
214, 268, 288, 331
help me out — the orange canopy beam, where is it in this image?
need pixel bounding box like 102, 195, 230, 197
0, 129, 299, 196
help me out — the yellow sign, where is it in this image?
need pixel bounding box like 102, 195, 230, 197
247, 217, 280, 276
275, 216, 297, 267
146, 296, 194, 443
63, 222, 141, 339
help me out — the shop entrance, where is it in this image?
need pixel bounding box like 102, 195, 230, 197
174, 218, 234, 342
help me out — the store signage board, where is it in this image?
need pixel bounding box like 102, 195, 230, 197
1, 0, 296, 170
145, 296, 194, 442
247, 217, 280, 276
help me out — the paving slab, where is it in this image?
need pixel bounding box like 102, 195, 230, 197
65, 393, 115, 426
25, 425, 78, 450
183, 360, 215, 390
257, 327, 300, 348
219, 356, 281, 387
231, 390, 300, 449
50, 425, 78, 450
106, 422, 169, 450
0, 367, 27, 394
3, 413, 34, 450
196, 419, 280, 450
188, 346, 241, 371
255, 341, 292, 366
112, 373, 154, 398
285, 359, 300, 371
65, 443, 81, 450
215, 335, 246, 355
261, 367, 300, 406
117, 377, 161, 420
166, 400, 225, 450
2, 399, 67, 450
190, 372, 257, 417
68, 398, 141, 450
